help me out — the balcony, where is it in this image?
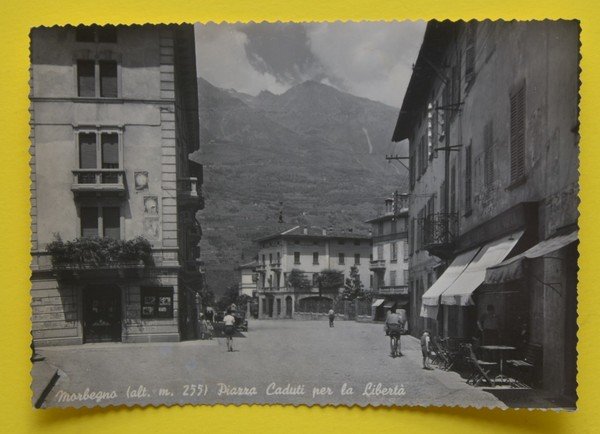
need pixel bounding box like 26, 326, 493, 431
71, 169, 126, 196
270, 261, 281, 270
255, 263, 266, 272
177, 177, 204, 211
423, 212, 459, 259
369, 259, 386, 271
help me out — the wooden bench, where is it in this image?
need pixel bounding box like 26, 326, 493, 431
506, 343, 542, 387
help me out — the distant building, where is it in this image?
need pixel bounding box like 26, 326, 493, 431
238, 261, 259, 298
393, 21, 578, 400
255, 226, 372, 319
30, 25, 205, 345
366, 193, 410, 321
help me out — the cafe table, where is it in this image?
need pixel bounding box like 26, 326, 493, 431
479, 345, 516, 385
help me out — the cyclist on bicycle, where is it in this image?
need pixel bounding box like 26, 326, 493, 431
385, 307, 407, 357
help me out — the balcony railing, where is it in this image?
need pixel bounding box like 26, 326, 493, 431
422, 212, 459, 259
72, 169, 125, 194
255, 263, 266, 272
177, 177, 204, 210
369, 259, 386, 271
270, 261, 281, 269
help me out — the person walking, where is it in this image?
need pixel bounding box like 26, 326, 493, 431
223, 309, 236, 352
328, 308, 335, 327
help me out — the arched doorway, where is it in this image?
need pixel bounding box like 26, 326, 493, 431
83, 285, 122, 343
285, 296, 293, 318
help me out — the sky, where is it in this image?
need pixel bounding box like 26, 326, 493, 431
194, 22, 426, 108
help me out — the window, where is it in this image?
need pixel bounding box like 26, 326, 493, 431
269, 254, 273, 264
77, 60, 95, 97
294, 252, 301, 264
377, 244, 384, 261
403, 269, 409, 285
312, 273, 319, 287
99, 61, 118, 97
80, 206, 121, 239
277, 252, 280, 262
354, 253, 360, 265
403, 240, 409, 261
409, 218, 414, 254
391, 220, 397, 234
102, 207, 120, 239
77, 131, 121, 183
409, 151, 415, 190
353, 240, 360, 246
81, 207, 98, 238
391, 242, 398, 262
510, 82, 526, 184
370, 274, 373, 289
484, 121, 494, 187
390, 271, 397, 286
76, 25, 117, 43
419, 135, 427, 176
77, 59, 119, 98
141, 287, 174, 319
465, 142, 472, 213
378, 221, 384, 236
313, 252, 319, 265
262, 254, 266, 264
338, 253, 345, 265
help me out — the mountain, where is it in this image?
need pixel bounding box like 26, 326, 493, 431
192, 77, 408, 295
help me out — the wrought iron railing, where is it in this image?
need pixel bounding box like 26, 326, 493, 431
423, 213, 459, 248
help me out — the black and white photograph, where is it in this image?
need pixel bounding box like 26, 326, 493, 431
29, 20, 579, 409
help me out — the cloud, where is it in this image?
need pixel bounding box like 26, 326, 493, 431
194, 21, 426, 106
305, 22, 426, 107
194, 23, 289, 95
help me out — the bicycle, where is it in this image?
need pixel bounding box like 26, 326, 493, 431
389, 331, 402, 358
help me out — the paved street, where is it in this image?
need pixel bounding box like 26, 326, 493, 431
38, 320, 506, 408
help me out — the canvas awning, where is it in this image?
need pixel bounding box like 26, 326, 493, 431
440, 231, 524, 306
419, 248, 481, 318
371, 298, 385, 308
383, 301, 396, 309
485, 230, 578, 284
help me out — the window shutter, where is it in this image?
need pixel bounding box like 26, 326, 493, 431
465, 142, 472, 212
77, 60, 95, 97
80, 207, 99, 238
99, 61, 118, 98
102, 207, 121, 240
79, 132, 97, 169
484, 121, 494, 187
510, 83, 526, 183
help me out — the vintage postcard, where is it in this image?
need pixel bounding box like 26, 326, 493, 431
29, 20, 579, 409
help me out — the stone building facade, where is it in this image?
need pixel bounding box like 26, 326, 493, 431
30, 24, 204, 346
366, 193, 410, 321
255, 226, 372, 319
392, 21, 579, 400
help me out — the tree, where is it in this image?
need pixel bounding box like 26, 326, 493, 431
287, 269, 311, 293
315, 269, 344, 297
341, 266, 368, 300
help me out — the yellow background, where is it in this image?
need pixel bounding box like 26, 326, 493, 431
0, 0, 597, 432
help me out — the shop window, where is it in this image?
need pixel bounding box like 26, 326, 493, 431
313, 252, 319, 265
141, 287, 174, 319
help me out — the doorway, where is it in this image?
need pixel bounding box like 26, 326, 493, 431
83, 285, 122, 343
